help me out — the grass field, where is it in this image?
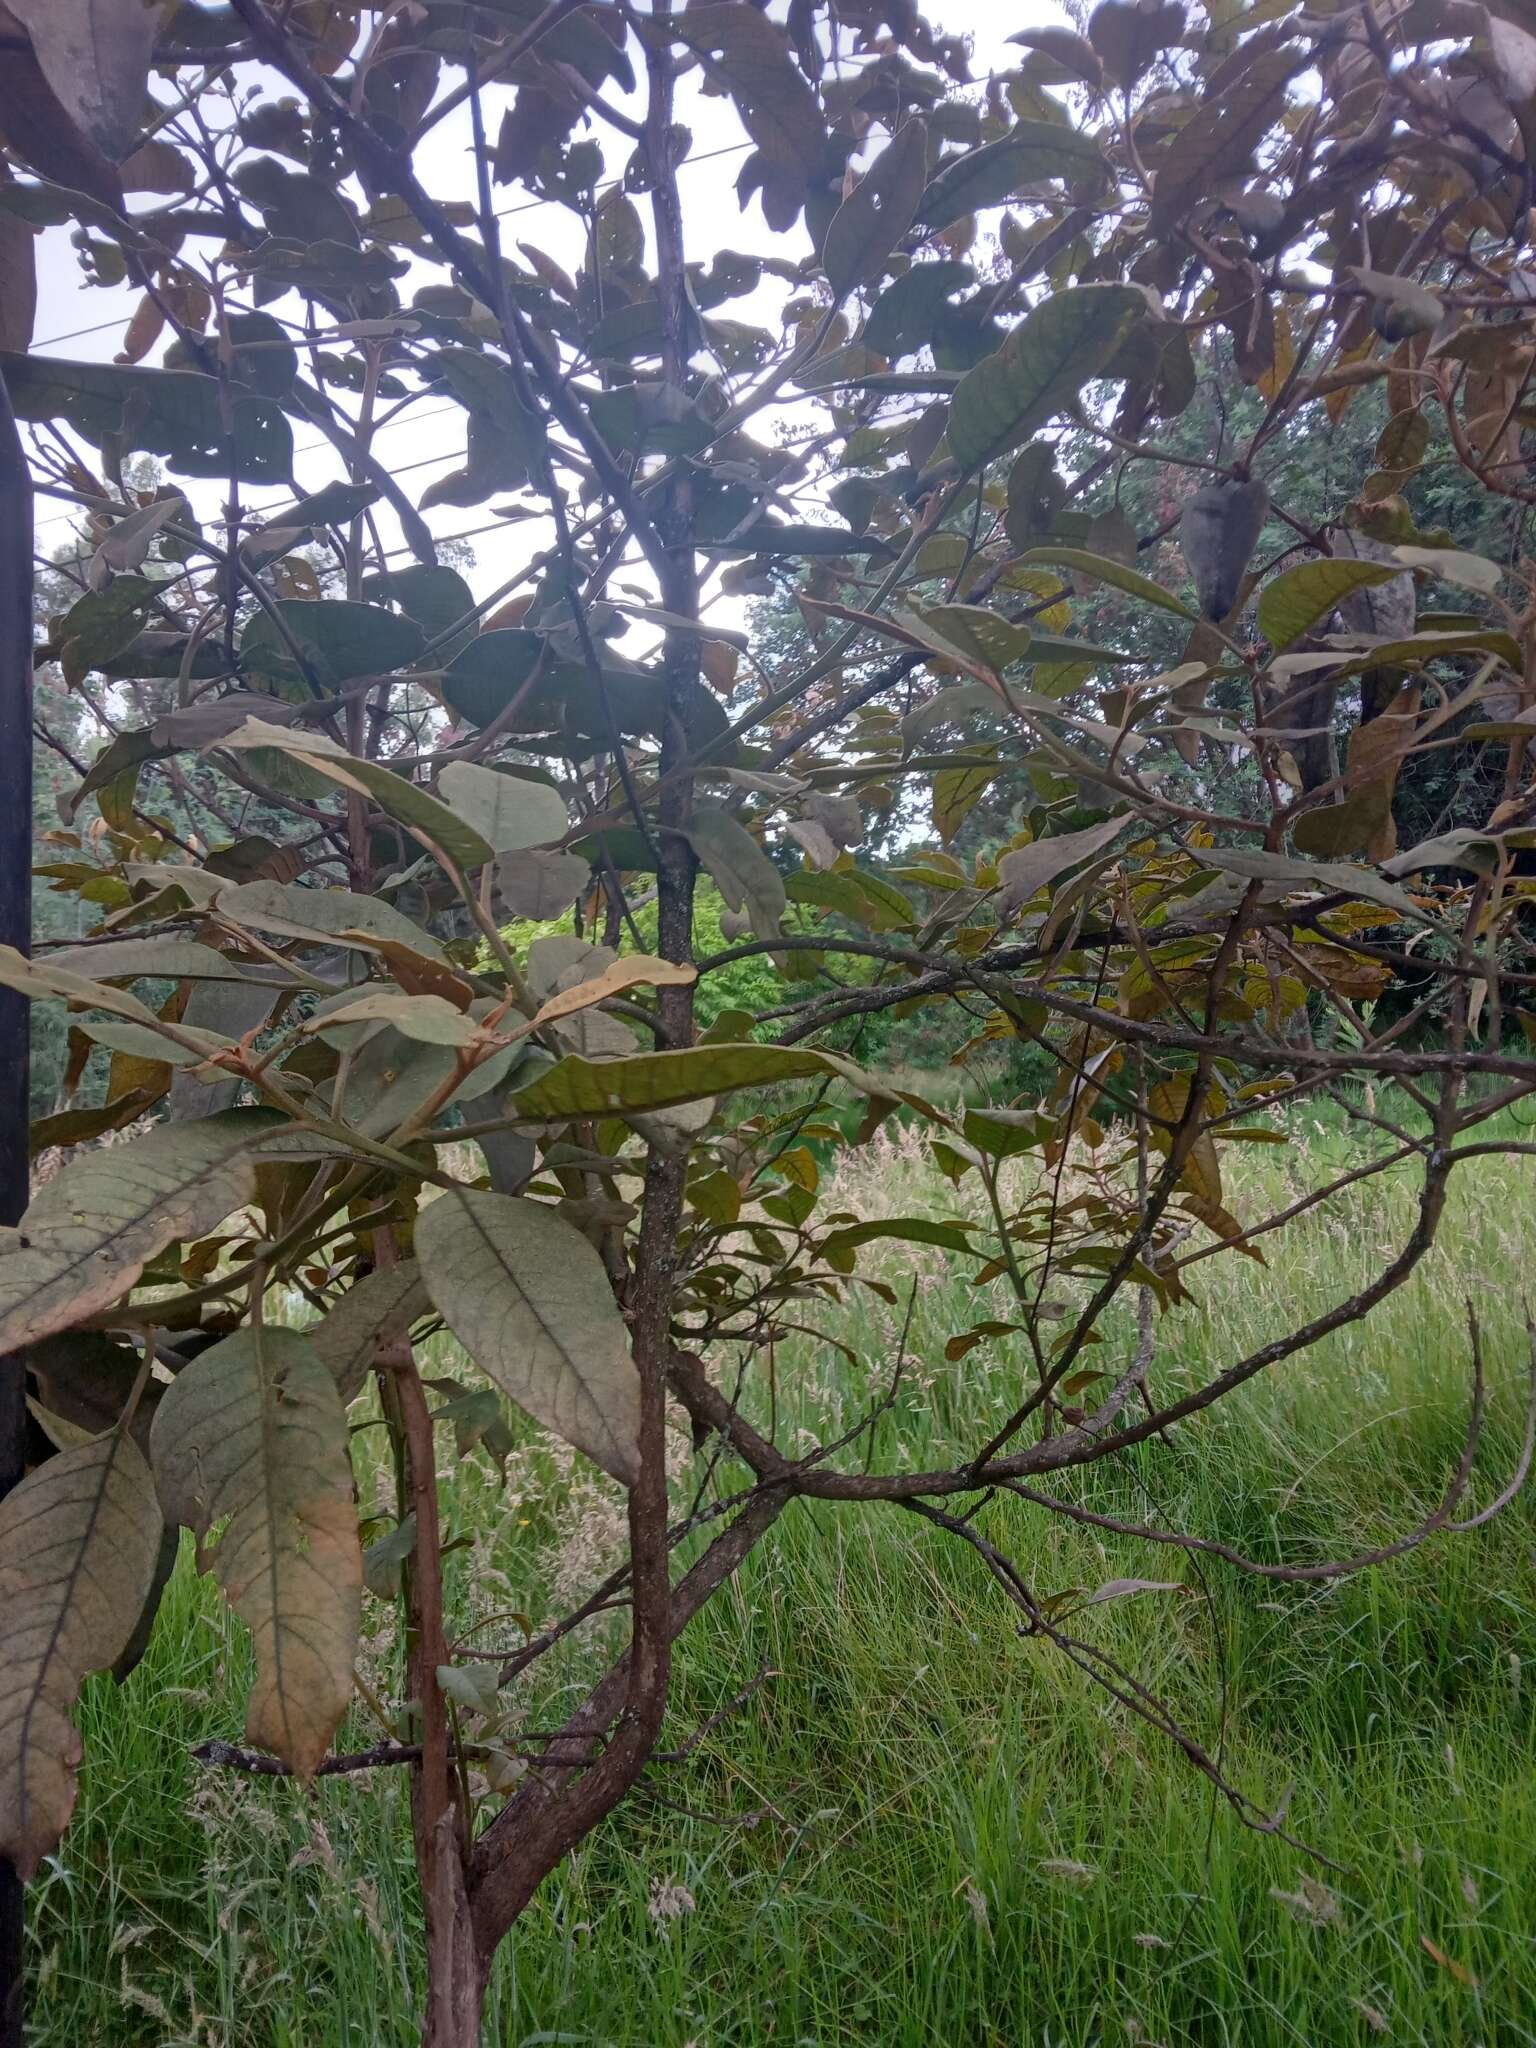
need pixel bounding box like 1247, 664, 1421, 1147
25, 1103, 1536, 2047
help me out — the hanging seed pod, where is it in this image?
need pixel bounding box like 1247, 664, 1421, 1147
1179, 476, 1270, 621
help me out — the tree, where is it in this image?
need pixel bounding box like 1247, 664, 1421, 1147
1, 2, 1535, 2041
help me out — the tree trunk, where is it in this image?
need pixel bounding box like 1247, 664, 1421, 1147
417, 1880, 482, 2048
0, 356, 34, 2048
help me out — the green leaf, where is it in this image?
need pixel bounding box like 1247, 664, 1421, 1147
6, 0, 156, 160
1391, 545, 1503, 596
415, 1188, 641, 1485
54, 575, 159, 683
1190, 846, 1434, 924
669, 4, 822, 176
436, 760, 569, 854
439, 630, 667, 741
0, 1432, 162, 1877
947, 285, 1147, 473
1148, 47, 1300, 232
822, 119, 929, 297
310, 991, 482, 1048
0, 1109, 280, 1352
1016, 546, 1198, 621
76, 1016, 230, 1067
360, 565, 476, 658
46, 938, 295, 984
0, 354, 293, 484
1257, 557, 1402, 651
216, 719, 493, 869
58, 725, 161, 825
933, 758, 996, 844
150, 1328, 361, 1779
904, 602, 1034, 682
820, 1217, 976, 1258
506, 1042, 905, 1124
997, 816, 1131, 911
1291, 788, 1392, 859
497, 849, 593, 920
238, 599, 425, 693
430, 348, 546, 480
213, 879, 448, 961
686, 804, 786, 943
864, 258, 972, 359
0, 941, 164, 1029
918, 122, 1101, 231
784, 867, 915, 932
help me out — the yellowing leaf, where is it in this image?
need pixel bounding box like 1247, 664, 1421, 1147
1257, 557, 1401, 650
150, 1327, 361, 1779
530, 954, 696, 1029
1017, 545, 1198, 622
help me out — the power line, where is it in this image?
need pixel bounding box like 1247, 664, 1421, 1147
30, 135, 761, 537
31, 139, 754, 349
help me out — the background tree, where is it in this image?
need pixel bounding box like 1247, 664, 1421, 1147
1, 3, 1536, 2043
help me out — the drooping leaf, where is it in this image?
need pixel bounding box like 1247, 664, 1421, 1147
997, 816, 1131, 912
822, 119, 929, 297
0, 1109, 280, 1351
0, 1431, 162, 1877
4, 0, 156, 161
436, 760, 569, 854
686, 804, 787, 943
1017, 545, 1198, 622
505, 1042, 905, 1124
0, 354, 293, 483
669, 5, 823, 181
918, 122, 1101, 232
415, 1188, 641, 1486
216, 720, 494, 869
947, 285, 1146, 473
150, 1327, 361, 1779
213, 879, 448, 962
819, 1217, 977, 1259
1189, 845, 1434, 924
1148, 45, 1301, 232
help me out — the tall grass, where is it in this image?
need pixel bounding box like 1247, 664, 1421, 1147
28, 1108, 1536, 2046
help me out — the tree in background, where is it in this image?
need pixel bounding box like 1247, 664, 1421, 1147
1, 2, 1535, 2040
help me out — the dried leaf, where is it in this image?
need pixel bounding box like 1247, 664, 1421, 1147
0, 1431, 162, 1876
0, 1109, 278, 1352
150, 1327, 361, 1779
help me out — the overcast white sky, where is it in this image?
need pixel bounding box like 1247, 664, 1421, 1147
29, 0, 1069, 613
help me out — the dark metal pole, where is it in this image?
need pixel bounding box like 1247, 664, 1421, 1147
0, 364, 35, 2047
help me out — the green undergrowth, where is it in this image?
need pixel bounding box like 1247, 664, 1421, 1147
27, 1105, 1536, 2046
